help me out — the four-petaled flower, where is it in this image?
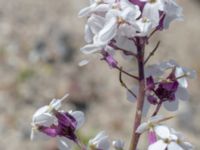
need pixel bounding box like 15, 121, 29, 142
148, 125, 193, 150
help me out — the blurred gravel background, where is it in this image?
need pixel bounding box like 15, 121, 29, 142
0, 0, 199, 149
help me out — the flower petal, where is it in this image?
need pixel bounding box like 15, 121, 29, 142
163, 100, 179, 112
143, 3, 160, 27
70, 111, 85, 129
150, 115, 164, 123
78, 3, 96, 17
88, 14, 105, 34
112, 140, 125, 150
97, 17, 117, 44
148, 140, 167, 150
181, 142, 194, 150
78, 59, 89, 67
176, 87, 189, 101
94, 4, 110, 12
136, 122, 149, 133
84, 25, 94, 43
89, 131, 110, 150
176, 67, 188, 88
58, 137, 72, 150
168, 142, 183, 150
80, 44, 102, 54
32, 106, 50, 122
155, 125, 170, 139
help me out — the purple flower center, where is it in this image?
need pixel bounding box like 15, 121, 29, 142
146, 72, 179, 104
38, 111, 78, 142
155, 81, 179, 102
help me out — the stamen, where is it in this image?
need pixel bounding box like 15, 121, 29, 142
148, 0, 157, 3
117, 17, 125, 24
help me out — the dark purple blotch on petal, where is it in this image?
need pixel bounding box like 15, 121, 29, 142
147, 94, 158, 105
38, 111, 78, 142
155, 81, 179, 102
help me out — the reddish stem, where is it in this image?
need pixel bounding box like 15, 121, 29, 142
129, 38, 146, 150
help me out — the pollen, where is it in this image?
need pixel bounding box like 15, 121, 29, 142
89, 144, 97, 150
148, 0, 157, 3
164, 138, 170, 144
142, 17, 149, 23
117, 17, 125, 24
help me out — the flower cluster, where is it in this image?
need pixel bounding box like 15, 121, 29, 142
30, 0, 196, 150
31, 94, 125, 150
31, 94, 85, 149
79, 0, 183, 67
127, 60, 196, 114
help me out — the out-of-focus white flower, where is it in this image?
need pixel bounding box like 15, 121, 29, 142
158, 60, 196, 111
171, 129, 194, 150
162, 0, 183, 29
32, 93, 69, 122
89, 131, 110, 150
31, 109, 85, 150
112, 139, 125, 150
149, 125, 194, 150
78, 0, 115, 17
31, 94, 69, 140
140, 0, 164, 27
95, 1, 141, 44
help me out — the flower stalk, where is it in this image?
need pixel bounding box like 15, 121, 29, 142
129, 38, 146, 150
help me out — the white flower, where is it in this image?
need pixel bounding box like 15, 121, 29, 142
158, 60, 196, 111
162, 0, 183, 29
170, 129, 194, 150
149, 125, 193, 150
112, 139, 125, 150
89, 131, 110, 150
31, 110, 85, 150
127, 64, 164, 114
140, 0, 164, 27
31, 94, 69, 140
149, 125, 180, 150
95, 2, 141, 44
30, 114, 56, 141
135, 17, 153, 37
